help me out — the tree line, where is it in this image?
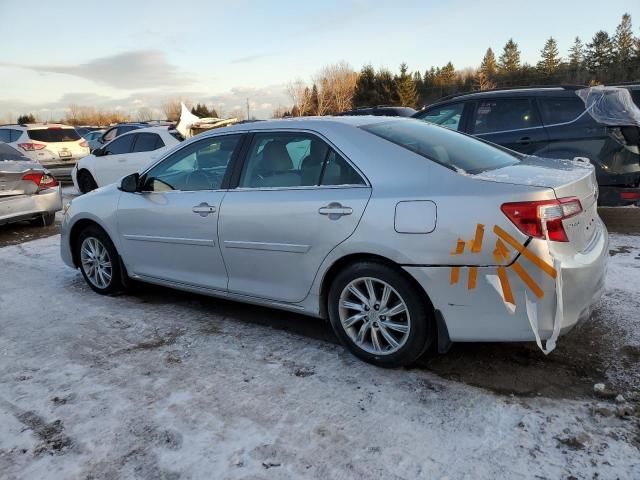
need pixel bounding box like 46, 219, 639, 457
280, 12, 640, 115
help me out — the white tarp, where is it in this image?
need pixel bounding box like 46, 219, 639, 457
577, 86, 640, 127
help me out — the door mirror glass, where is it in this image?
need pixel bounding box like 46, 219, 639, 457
120, 173, 140, 193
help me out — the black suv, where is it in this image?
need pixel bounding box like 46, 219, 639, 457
98, 123, 149, 146
413, 86, 640, 206
338, 106, 416, 117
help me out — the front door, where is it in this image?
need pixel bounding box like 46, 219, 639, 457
117, 134, 243, 290
218, 131, 371, 303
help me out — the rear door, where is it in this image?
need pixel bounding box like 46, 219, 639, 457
218, 130, 371, 303
469, 97, 549, 154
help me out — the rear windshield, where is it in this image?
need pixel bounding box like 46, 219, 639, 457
27, 128, 80, 143
360, 119, 519, 174
0, 143, 28, 161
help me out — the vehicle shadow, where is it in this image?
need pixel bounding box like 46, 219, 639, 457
127, 282, 635, 400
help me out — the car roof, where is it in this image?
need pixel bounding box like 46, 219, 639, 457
0, 123, 76, 130
196, 115, 394, 137
117, 126, 174, 136
423, 86, 584, 110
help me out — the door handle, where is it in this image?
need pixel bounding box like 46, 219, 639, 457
516, 137, 532, 146
318, 202, 353, 219
192, 202, 216, 217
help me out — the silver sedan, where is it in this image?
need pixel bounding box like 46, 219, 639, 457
60, 117, 608, 367
0, 143, 62, 227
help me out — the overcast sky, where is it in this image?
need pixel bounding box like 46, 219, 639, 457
1, 0, 639, 121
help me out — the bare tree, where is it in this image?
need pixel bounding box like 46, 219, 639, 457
271, 105, 290, 118
474, 70, 496, 91
287, 79, 312, 116
161, 98, 186, 121
313, 62, 358, 115
136, 107, 154, 122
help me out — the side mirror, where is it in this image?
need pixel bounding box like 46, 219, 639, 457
120, 173, 140, 193
94, 147, 105, 157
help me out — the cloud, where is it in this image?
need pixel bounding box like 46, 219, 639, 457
0, 50, 192, 90
230, 53, 275, 64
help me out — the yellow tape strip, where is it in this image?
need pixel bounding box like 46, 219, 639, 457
493, 225, 557, 279
497, 266, 515, 305
512, 263, 545, 299
470, 224, 485, 253
450, 266, 460, 285
451, 238, 465, 256
468, 266, 478, 290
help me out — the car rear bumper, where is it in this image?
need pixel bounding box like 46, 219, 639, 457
0, 186, 62, 225
403, 222, 609, 343
598, 185, 640, 206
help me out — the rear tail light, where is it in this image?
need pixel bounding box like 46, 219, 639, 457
501, 197, 582, 242
22, 172, 59, 190
79, 140, 89, 147
18, 142, 46, 151
620, 191, 640, 200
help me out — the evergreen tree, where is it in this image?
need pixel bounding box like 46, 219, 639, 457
395, 63, 418, 107
375, 69, 398, 105
310, 84, 319, 115
17, 113, 36, 124
353, 65, 380, 107
498, 39, 521, 75
438, 62, 457, 86
613, 13, 635, 80
537, 37, 562, 76
568, 37, 586, 83
191, 103, 217, 117
480, 48, 498, 79
585, 31, 615, 80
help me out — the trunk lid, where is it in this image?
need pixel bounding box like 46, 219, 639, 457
474, 156, 599, 251
0, 161, 44, 196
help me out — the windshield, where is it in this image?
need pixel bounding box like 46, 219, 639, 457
27, 128, 81, 143
361, 119, 520, 174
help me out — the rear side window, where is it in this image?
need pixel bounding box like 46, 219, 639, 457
537, 97, 586, 124
0, 129, 10, 142
321, 151, 365, 186
132, 133, 164, 153
361, 120, 519, 174
0, 143, 27, 160
471, 99, 541, 134
417, 103, 464, 131
27, 128, 80, 142
118, 125, 140, 136
104, 134, 134, 155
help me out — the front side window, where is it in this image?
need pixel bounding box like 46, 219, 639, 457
142, 135, 240, 192
239, 132, 364, 188
361, 120, 519, 174
417, 103, 464, 131
27, 128, 80, 142
104, 134, 134, 155
537, 97, 586, 125
132, 133, 164, 153
471, 98, 541, 134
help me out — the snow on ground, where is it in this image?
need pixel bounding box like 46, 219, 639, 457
0, 235, 639, 479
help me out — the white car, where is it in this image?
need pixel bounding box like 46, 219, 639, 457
0, 124, 89, 166
71, 127, 181, 193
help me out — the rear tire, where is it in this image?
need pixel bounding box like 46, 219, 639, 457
328, 261, 434, 368
77, 169, 98, 194
30, 212, 56, 227
75, 225, 124, 295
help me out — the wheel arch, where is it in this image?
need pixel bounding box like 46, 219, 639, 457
318, 253, 435, 321
69, 218, 110, 268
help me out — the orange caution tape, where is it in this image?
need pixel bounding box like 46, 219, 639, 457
493, 225, 557, 279
451, 238, 465, 255
450, 266, 460, 285
470, 224, 485, 253
497, 266, 515, 305
468, 266, 478, 290
512, 263, 545, 299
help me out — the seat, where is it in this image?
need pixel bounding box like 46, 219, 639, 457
300, 140, 329, 185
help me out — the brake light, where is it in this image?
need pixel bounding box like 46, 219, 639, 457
18, 143, 46, 151
22, 172, 58, 190
501, 197, 582, 242
620, 192, 640, 200
79, 140, 89, 147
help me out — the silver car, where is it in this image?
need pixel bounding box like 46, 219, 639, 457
0, 143, 62, 227
60, 117, 608, 367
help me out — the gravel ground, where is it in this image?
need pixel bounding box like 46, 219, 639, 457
0, 233, 638, 479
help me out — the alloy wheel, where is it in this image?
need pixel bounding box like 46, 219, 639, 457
338, 277, 411, 355
80, 237, 113, 289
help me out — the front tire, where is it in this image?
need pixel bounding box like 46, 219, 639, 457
75, 226, 123, 295
77, 169, 98, 194
328, 261, 434, 368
